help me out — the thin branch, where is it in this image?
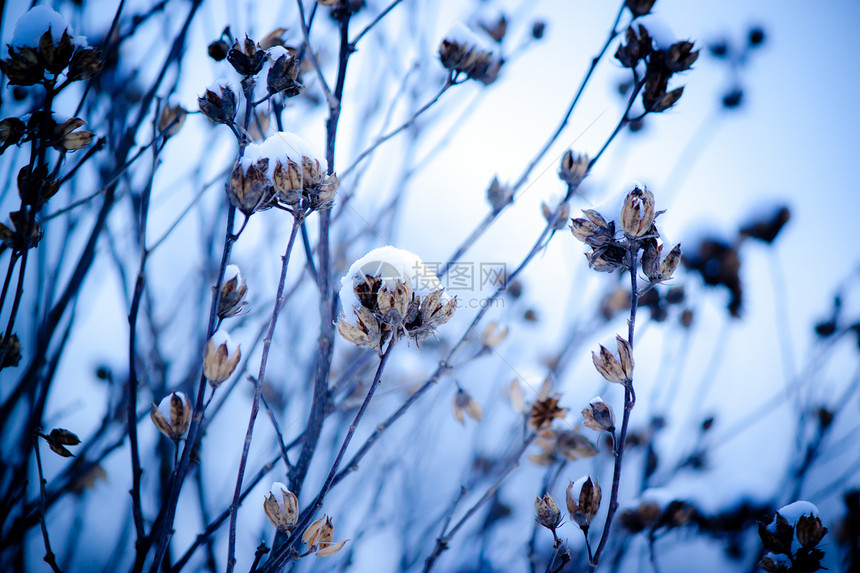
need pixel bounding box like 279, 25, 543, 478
33, 434, 63, 573
226, 219, 301, 572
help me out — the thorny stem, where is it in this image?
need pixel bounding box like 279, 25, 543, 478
33, 434, 63, 573
261, 340, 396, 572
422, 434, 536, 572
225, 219, 301, 573
588, 242, 641, 572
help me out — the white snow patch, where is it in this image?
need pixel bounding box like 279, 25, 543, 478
210, 329, 236, 354
240, 131, 326, 179
11, 6, 69, 48
339, 246, 447, 314
224, 264, 242, 283
269, 481, 289, 499
442, 22, 496, 55
776, 500, 819, 525
156, 391, 188, 423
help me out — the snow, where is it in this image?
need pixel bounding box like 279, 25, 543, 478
776, 500, 819, 525
269, 481, 289, 498
266, 46, 289, 61
210, 329, 236, 354
156, 391, 188, 422
224, 264, 242, 283
240, 131, 327, 179
11, 6, 69, 48
442, 22, 496, 55
569, 475, 589, 498
339, 246, 448, 314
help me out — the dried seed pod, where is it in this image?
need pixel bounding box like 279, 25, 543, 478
303, 515, 347, 557
452, 388, 483, 424
559, 150, 589, 189
264, 482, 299, 532
150, 392, 192, 441
620, 186, 656, 237
567, 476, 602, 528
158, 104, 187, 139
582, 397, 615, 432
534, 493, 562, 530
592, 335, 634, 384
198, 85, 237, 125
529, 396, 567, 430
218, 265, 248, 319
228, 159, 270, 215
203, 331, 241, 387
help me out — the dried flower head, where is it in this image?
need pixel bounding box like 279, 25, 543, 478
529, 396, 567, 430
150, 392, 192, 442
541, 199, 570, 230
620, 186, 656, 237
267, 50, 302, 97
203, 331, 241, 387
567, 476, 602, 529
158, 103, 187, 139
228, 158, 270, 215
641, 241, 682, 283
479, 321, 508, 349
198, 85, 237, 125
264, 482, 298, 533
452, 388, 483, 424
530, 429, 599, 465
486, 176, 514, 213
218, 265, 249, 319
438, 23, 501, 84
582, 397, 615, 433
559, 150, 589, 190
534, 493, 562, 530
227, 36, 265, 76
302, 515, 348, 557
625, 0, 657, 17
337, 247, 456, 352
592, 335, 634, 384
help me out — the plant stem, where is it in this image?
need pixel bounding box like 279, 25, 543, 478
225, 219, 301, 572
33, 434, 63, 573
589, 243, 640, 571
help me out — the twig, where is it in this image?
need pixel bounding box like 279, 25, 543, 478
33, 433, 63, 573
350, 0, 404, 47
226, 219, 301, 572
423, 434, 536, 572
588, 242, 641, 572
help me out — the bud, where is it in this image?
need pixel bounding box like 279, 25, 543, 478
541, 200, 570, 230
0, 117, 26, 154
198, 85, 237, 125
227, 36, 265, 76
267, 52, 301, 97
208, 39, 229, 61
534, 493, 562, 530
665, 41, 699, 73
218, 265, 248, 319
658, 243, 681, 279
228, 159, 270, 215
592, 335, 634, 384
795, 514, 827, 548
336, 306, 382, 352
203, 331, 241, 387
624, 0, 657, 17
39, 29, 74, 74
486, 176, 514, 213
303, 515, 347, 557
620, 186, 656, 237
452, 388, 483, 424
150, 392, 192, 441
569, 218, 597, 243
264, 482, 299, 532
559, 150, 589, 189
582, 397, 615, 432
567, 476, 601, 529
